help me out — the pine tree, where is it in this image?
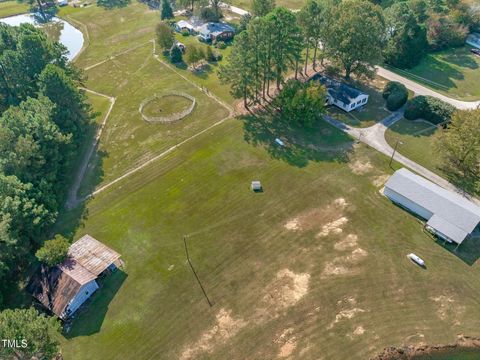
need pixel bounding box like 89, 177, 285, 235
219, 32, 256, 107
161, 0, 174, 20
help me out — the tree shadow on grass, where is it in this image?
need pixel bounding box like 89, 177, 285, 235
97, 0, 131, 9
388, 119, 438, 137
241, 109, 353, 168
64, 270, 128, 338
441, 48, 479, 70
414, 55, 466, 91
433, 235, 480, 266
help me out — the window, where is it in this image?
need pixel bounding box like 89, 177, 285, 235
351, 103, 355, 109
362, 98, 367, 103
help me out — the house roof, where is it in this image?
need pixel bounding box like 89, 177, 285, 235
385, 168, 480, 244
28, 235, 121, 317
310, 74, 367, 105
176, 20, 194, 30
27, 265, 83, 318
197, 22, 235, 37
68, 235, 121, 276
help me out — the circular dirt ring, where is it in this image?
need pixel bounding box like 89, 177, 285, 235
139, 91, 196, 123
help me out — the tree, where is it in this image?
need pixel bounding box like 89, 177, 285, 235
185, 45, 205, 69
210, 0, 224, 21
265, 7, 303, 88
219, 32, 256, 107
426, 15, 468, 50
156, 22, 175, 53
161, 0, 174, 19
298, 0, 322, 74
18, 0, 57, 22
384, 2, 428, 68
35, 235, 70, 267
272, 79, 327, 126
0, 24, 68, 108
324, 0, 385, 79
170, 46, 183, 63
0, 308, 61, 359
179, 0, 203, 11
38, 64, 92, 148
434, 110, 480, 193
251, 0, 275, 17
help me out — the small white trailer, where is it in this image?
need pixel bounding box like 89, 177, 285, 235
407, 253, 425, 267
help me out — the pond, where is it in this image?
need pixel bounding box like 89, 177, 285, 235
0, 14, 84, 61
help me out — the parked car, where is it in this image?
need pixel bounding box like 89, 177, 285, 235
470, 48, 480, 56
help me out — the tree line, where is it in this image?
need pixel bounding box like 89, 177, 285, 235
0, 21, 92, 335
219, 0, 480, 106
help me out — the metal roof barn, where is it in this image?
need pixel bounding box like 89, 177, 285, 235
384, 168, 480, 245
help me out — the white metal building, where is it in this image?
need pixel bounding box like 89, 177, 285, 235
384, 168, 480, 245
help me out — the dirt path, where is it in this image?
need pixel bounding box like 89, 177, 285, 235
66, 89, 115, 209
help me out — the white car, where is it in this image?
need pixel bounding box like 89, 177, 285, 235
407, 253, 425, 267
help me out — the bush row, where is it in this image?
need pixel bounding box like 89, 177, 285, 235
404, 95, 455, 125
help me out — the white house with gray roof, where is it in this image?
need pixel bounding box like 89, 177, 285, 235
310, 73, 369, 112
384, 168, 480, 245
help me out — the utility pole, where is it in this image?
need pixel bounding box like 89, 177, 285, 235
389, 139, 403, 168
184, 235, 213, 307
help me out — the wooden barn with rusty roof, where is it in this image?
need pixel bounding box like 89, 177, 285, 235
28, 235, 122, 319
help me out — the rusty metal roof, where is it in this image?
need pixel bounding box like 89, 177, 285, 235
68, 235, 121, 276
28, 235, 121, 318
27, 265, 82, 318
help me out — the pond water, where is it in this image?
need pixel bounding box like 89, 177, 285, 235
0, 14, 84, 61
412, 348, 480, 359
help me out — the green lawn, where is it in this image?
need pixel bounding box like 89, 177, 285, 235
230, 0, 306, 10
60, 118, 480, 360
0, 1, 28, 18
4, 2, 480, 359
79, 42, 229, 185
385, 118, 445, 178
386, 46, 480, 101
326, 77, 391, 128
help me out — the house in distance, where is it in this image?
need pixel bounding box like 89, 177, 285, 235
174, 19, 235, 42
28, 235, 122, 320
384, 168, 480, 246
310, 73, 369, 112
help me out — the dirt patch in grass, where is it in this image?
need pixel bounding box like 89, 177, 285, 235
349, 159, 373, 175
274, 328, 297, 358
256, 269, 310, 321
317, 216, 349, 237
329, 308, 366, 329
284, 198, 349, 233
334, 234, 359, 251
180, 308, 247, 360
430, 295, 465, 324
372, 174, 390, 187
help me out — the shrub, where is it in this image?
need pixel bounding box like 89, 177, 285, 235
200, 6, 221, 22
170, 46, 183, 63
404, 95, 455, 124
215, 41, 227, 49
383, 81, 408, 111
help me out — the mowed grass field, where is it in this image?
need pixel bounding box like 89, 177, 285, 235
2, 2, 480, 359
80, 42, 229, 184
386, 46, 480, 101
61, 119, 480, 360
385, 118, 445, 178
